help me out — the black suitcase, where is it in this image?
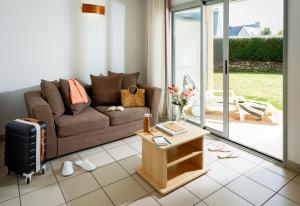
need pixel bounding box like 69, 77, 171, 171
5, 118, 47, 184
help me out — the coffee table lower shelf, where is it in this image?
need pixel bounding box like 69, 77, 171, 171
137, 166, 208, 195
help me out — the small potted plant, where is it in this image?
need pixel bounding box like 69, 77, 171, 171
168, 85, 194, 124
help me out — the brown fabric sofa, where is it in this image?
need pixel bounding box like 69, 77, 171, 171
24, 83, 162, 159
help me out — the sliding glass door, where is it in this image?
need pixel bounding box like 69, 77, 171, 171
172, 5, 203, 126
227, 0, 284, 159
171, 0, 284, 160
203, 2, 227, 137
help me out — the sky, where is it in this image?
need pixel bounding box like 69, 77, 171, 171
229, 0, 284, 34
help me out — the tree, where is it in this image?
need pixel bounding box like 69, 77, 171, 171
260, 27, 272, 35
277, 30, 283, 36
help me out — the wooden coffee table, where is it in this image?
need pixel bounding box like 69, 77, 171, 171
136, 124, 210, 195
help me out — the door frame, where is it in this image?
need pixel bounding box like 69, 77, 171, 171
170, 0, 287, 163
171, 1, 205, 127
201, 0, 230, 139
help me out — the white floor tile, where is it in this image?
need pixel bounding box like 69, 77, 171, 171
293, 174, 300, 184
128, 141, 142, 153
92, 162, 129, 186
226, 176, 275, 205
132, 174, 155, 193
59, 173, 100, 201
194, 201, 208, 206
185, 176, 222, 199
128, 196, 160, 206
123, 135, 140, 144
264, 194, 299, 206
102, 140, 126, 150
152, 187, 199, 206
0, 180, 19, 203
21, 184, 65, 206
279, 181, 300, 204
0, 197, 20, 206
204, 187, 252, 206
77, 146, 104, 158
67, 189, 113, 206
84, 151, 114, 168
107, 144, 137, 161
206, 162, 240, 185
104, 176, 147, 205
245, 166, 289, 191
235, 150, 265, 165
260, 162, 297, 179
218, 157, 256, 173
118, 155, 142, 174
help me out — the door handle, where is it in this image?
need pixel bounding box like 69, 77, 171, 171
225, 60, 228, 75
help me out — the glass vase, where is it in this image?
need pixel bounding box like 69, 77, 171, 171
176, 105, 186, 126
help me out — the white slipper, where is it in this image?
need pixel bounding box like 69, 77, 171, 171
218, 152, 239, 159
75, 159, 96, 171
62, 161, 74, 177
208, 145, 231, 152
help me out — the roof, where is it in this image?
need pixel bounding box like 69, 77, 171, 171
229, 22, 261, 37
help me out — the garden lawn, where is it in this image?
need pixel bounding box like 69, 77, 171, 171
213, 72, 283, 110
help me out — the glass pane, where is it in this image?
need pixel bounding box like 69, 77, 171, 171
228, 0, 283, 160
173, 7, 201, 124
204, 3, 224, 132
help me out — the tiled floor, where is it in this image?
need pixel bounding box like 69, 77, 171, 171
0, 135, 299, 206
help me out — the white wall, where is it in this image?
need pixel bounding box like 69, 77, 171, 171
0, 0, 147, 135
287, 0, 300, 165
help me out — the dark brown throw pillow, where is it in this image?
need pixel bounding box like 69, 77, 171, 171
59, 79, 91, 115
40, 80, 65, 118
90, 74, 122, 106
108, 71, 140, 89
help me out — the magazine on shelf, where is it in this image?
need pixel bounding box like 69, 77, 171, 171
155, 121, 187, 136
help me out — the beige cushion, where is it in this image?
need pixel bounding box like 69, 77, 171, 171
55, 107, 109, 137
108, 71, 140, 89
96, 106, 150, 126
90, 75, 122, 106
59, 79, 91, 115
40, 79, 65, 118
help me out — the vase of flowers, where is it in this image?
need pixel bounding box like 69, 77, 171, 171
168, 85, 194, 125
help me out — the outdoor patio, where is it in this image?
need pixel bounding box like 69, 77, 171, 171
185, 110, 283, 160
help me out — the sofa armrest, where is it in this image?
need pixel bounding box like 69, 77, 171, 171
24, 91, 57, 158
138, 84, 162, 126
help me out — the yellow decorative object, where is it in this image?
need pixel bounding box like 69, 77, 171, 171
121, 85, 145, 107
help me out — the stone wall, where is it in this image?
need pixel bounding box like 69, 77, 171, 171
214, 61, 283, 73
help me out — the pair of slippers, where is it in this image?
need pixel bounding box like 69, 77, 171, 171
62, 159, 95, 177
208, 145, 239, 159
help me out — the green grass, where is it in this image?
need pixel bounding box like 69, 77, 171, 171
213, 72, 283, 110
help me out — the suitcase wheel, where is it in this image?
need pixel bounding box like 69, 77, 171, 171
41, 167, 46, 174
26, 177, 31, 184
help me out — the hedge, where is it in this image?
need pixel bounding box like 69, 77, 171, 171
214, 37, 283, 63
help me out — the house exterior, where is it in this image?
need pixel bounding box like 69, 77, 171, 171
229, 22, 261, 37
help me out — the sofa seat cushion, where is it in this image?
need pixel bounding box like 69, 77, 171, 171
95, 106, 150, 126
55, 107, 109, 137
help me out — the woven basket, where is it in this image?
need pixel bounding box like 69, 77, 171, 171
121, 85, 145, 107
